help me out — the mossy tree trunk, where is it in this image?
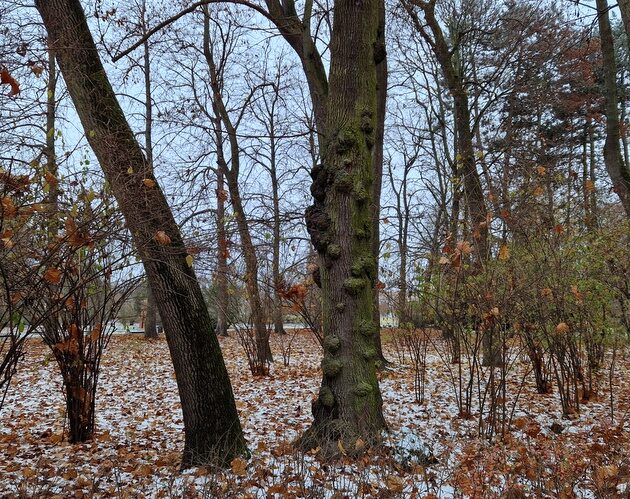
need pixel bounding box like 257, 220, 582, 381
300, 0, 386, 455
36, 0, 247, 467
264, 0, 387, 361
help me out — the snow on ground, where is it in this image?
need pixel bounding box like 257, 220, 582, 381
0, 331, 628, 497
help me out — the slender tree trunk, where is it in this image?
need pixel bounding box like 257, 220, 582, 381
142, 12, 158, 340
618, 0, 630, 54
203, 10, 272, 366
371, 0, 388, 365
144, 288, 158, 338
270, 128, 285, 335
300, 0, 386, 455
36, 0, 247, 466
596, 0, 630, 217
215, 167, 230, 337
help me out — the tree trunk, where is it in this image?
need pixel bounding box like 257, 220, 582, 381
215, 168, 230, 337
203, 11, 272, 366
596, 0, 630, 217
265, 0, 388, 360
300, 0, 386, 455
142, 15, 158, 340
270, 125, 285, 336
36, 0, 247, 467
412, 2, 490, 261
144, 287, 158, 339
371, 0, 388, 365
618, 0, 630, 55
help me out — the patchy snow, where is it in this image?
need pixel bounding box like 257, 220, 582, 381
0, 331, 628, 497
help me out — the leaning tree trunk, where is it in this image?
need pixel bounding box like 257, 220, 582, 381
300, 0, 386, 455
595, 0, 630, 217
36, 0, 247, 467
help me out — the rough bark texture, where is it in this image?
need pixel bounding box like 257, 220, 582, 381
299, 0, 386, 455
595, 0, 630, 218
36, 0, 247, 466
265, 0, 387, 357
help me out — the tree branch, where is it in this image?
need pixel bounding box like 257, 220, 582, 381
112, 0, 273, 62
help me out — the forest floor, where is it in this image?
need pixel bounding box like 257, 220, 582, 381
0, 330, 629, 498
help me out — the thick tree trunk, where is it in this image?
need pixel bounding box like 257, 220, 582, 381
300, 0, 386, 455
265, 0, 388, 359
596, 0, 630, 217
36, 0, 247, 467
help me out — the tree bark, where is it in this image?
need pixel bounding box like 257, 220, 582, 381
371, 0, 388, 364
618, 0, 630, 55
596, 0, 630, 217
144, 287, 158, 339
300, 0, 386, 455
142, 9, 158, 340
269, 107, 286, 336
264, 0, 388, 358
36, 0, 247, 466
215, 167, 230, 337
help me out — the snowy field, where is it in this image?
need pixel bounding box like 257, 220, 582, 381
0, 331, 628, 497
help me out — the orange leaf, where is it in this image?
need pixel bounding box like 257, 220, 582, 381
498, 244, 510, 261
230, 457, 247, 476
456, 240, 473, 255
89, 324, 102, 342
143, 178, 156, 188
555, 322, 570, 335
1, 196, 17, 218
0, 67, 20, 96
43, 267, 62, 284
154, 231, 171, 245
44, 170, 58, 187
